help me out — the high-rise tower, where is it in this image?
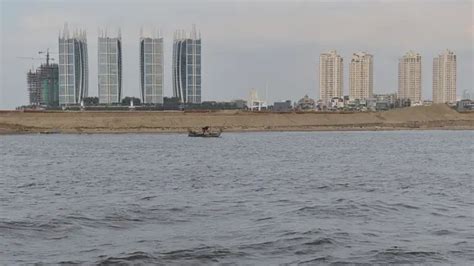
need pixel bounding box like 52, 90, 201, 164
433, 50, 456, 104
140, 29, 164, 104
349, 52, 373, 100
27, 58, 59, 107
319, 50, 343, 104
58, 24, 88, 105
398, 51, 422, 104
172, 25, 201, 104
98, 29, 122, 104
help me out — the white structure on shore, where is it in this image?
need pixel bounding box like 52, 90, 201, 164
319, 50, 343, 104
349, 52, 373, 101
398, 51, 422, 104
433, 49, 456, 104
248, 89, 267, 111
98, 29, 122, 104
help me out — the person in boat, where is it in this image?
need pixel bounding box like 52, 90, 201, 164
202, 126, 210, 134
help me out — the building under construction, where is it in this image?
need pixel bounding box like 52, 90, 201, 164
27, 54, 59, 107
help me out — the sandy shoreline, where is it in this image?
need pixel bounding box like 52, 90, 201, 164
1, 104, 473, 135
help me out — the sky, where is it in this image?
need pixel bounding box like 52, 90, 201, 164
0, 0, 473, 109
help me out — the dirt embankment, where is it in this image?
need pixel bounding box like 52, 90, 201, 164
0, 104, 473, 134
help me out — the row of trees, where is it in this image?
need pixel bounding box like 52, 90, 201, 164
84, 96, 183, 106
80, 97, 245, 110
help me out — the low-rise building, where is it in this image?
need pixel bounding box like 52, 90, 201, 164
456, 99, 473, 111
273, 100, 292, 112
373, 93, 397, 106
422, 100, 433, 106
296, 95, 316, 111
396, 98, 412, 108
330, 97, 345, 109
376, 101, 390, 111
231, 99, 247, 109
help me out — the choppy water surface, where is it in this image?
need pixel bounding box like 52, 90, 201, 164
1, 131, 473, 264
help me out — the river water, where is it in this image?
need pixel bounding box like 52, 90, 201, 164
1, 131, 473, 264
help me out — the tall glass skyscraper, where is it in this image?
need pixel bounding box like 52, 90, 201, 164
98, 30, 122, 104
58, 24, 88, 105
140, 31, 164, 104
172, 25, 201, 104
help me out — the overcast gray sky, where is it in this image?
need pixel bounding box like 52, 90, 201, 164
1, 0, 473, 109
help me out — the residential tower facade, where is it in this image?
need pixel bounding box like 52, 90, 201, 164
398, 51, 422, 104
433, 50, 456, 103
349, 52, 373, 100
319, 50, 343, 104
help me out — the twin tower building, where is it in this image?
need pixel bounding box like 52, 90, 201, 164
319, 50, 457, 105
58, 24, 201, 105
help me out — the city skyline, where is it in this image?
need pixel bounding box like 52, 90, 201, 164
25, 38, 463, 105
1, 0, 472, 109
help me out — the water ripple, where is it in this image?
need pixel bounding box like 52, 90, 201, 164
1, 131, 473, 264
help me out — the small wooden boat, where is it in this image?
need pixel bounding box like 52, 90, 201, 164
188, 127, 222, 138
39, 129, 61, 134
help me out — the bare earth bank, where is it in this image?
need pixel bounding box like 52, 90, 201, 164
0, 104, 473, 134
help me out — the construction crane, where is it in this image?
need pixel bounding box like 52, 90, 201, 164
17, 49, 56, 67
38, 49, 57, 65
17, 57, 43, 70
17, 56, 46, 60
17, 56, 55, 68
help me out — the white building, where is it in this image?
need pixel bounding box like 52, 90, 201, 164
247, 89, 267, 111
398, 51, 422, 104
319, 50, 343, 104
433, 49, 456, 104
349, 52, 373, 101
